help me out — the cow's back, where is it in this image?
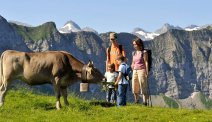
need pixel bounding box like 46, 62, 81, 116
1, 50, 75, 85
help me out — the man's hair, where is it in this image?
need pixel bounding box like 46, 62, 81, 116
109, 32, 117, 39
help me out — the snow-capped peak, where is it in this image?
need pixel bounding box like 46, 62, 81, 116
133, 23, 212, 41
132, 27, 159, 41
184, 25, 200, 31
59, 20, 81, 33
132, 27, 148, 33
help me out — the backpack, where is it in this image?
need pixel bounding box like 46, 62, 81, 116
107, 45, 122, 61
133, 49, 152, 71
120, 63, 133, 91
121, 63, 133, 81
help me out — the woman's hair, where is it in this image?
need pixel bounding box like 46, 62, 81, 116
132, 37, 144, 50
108, 63, 115, 71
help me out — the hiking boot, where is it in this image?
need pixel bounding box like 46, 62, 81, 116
142, 102, 147, 106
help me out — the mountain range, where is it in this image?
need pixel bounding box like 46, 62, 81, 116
10, 18, 211, 41
1, 15, 212, 109
58, 20, 212, 41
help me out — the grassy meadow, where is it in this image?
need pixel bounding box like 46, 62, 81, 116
0, 88, 212, 122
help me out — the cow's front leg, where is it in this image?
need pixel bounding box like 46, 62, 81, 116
61, 87, 69, 106
53, 77, 62, 110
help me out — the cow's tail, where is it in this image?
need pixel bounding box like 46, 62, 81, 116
0, 51, 6, 86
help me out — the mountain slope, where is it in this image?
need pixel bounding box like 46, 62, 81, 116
0, 15, 30, 52
1, 88, 212, 122
12, 22, 58, 42
155, 23, 183, 34
82, 27, 98, 34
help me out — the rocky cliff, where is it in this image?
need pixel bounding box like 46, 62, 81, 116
148, 28, 212, 98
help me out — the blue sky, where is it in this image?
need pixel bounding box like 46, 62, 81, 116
0, 0, 212, 33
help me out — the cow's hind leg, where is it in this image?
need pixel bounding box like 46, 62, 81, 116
0, 83, 7, 106
0, 79, 11, 107
53, 85, 61, 110
53, 77, 62, 110
61, 87, 69, 106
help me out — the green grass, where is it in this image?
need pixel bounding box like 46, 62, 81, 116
200, 93, 212, 109
0, 88, 212, 122
162, 95, 179, 108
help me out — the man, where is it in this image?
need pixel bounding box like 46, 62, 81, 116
106, 32, 126, 71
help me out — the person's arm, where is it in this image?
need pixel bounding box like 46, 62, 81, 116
131, 53, 134, 69
106, 48, 110, 72
114, 73, 118, 83
143, 51, 149, 76
122, 48, 127, 62
115, 65, 123, 85
103, 72, 107, 81
115, 72, 122, 85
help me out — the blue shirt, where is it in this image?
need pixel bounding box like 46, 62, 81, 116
118, 62, 129, 84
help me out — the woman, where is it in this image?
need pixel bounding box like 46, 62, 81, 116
131, 37, 149, 106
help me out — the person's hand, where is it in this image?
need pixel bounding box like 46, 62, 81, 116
114, 82, 118, 90
114, 81, 118, 86
146, 71, 148, 78
102, 78, 106, 81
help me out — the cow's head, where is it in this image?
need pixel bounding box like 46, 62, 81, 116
81, 61, 104, 83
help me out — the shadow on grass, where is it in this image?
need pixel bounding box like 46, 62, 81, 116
33, 102, 55, 110
90, 101, 115, 108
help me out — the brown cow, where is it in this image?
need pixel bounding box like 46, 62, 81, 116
0, 50, 104, 109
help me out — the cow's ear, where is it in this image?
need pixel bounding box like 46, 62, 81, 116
87, 60, 93, 67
